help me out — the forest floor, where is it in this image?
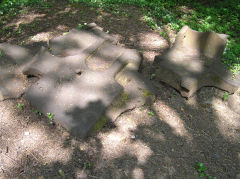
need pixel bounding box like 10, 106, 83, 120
0, 1, 240, 178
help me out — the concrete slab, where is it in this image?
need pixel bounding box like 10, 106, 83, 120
153, 26, 240, 98
49, 23, 117, 57
25, 60, 124, 137
23, 24, 155, 138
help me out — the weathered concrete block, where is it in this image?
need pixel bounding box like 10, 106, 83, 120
153, 25, 240, 98
86, 42, 123, 71
49, 23, 117, 57
23, 23, 155, 138
25, 59, 124, 137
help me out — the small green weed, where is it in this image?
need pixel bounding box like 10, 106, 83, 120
47, 113, 55, 125
0, 51, 3, 57
63, 32, 68, 36
143, 15, 160, 30
58, 169, 65, 177
16, 27, 22, 34
83, 162, 92, 169
148, 111, 155, 116
223, 92, 229, 101
35, 109, 42, 116
78, 24, 82, 29
195, 162, 217, 179
17, 103, 24, 110
150, 73, 156, 80
173, 91, 177, 97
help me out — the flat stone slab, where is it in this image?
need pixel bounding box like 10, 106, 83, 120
49, 23, 116, 57
24, 25, 156, 138
153, 26, 240, 98
25, 58, 124, 137
106, 67, 156, 120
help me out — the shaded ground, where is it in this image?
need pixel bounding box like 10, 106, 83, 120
0, 0, 240, 178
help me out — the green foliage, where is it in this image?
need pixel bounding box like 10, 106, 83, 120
195, 162, 217, 179
148, 111, 154, 116
58, 169, 65, 177
142, 89, 153, 97
150, 73, 156, 80
47, 112, 55, 125
17, 103, 24, 110
35, 109, 42, 116
113, 92, 128, 107
83, 162, 92, 169
0, 0, 51, 16
93, 116, 107, 132
223, 92, 229, 101
0, 51, 3, 57
78, 23, 82, 29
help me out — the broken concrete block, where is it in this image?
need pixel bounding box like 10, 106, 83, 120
23, 24, 155, 138
153, 25, 240, 98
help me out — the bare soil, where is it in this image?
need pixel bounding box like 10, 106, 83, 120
0, 1, 240, 178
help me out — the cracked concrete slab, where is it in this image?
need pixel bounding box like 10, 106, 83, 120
23, 24, 156, 138
153, 25, 240, 98
25, 60, 124, 137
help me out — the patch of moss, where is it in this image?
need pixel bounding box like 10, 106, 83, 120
113, 92, 128, 107
93, 116, 107, 132
142, 89, 156, 101
142, 89, 152, 97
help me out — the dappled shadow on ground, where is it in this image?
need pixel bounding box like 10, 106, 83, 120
0, 0, 239, 178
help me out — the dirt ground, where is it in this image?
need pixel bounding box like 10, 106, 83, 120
0, 1, 240, 178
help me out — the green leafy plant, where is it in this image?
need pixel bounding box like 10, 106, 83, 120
0, 51, 3, 57
223, 92, 230, 101
35, 109, 42, 116
58, 169, 65, 177
47, 113, 55, 125
150, 73, 156, 80
195, 162, 217, 179
16, 27, 22, 34
78, 24, 82, 29
17, 103, 24, 110
63, 32, 68, 36
148, 111, 155, 116
173, 91, 177, 97
83, 162, 92, 169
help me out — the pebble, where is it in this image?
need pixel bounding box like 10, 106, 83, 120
24, 131, 30, 136
131, 135, 136, 139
